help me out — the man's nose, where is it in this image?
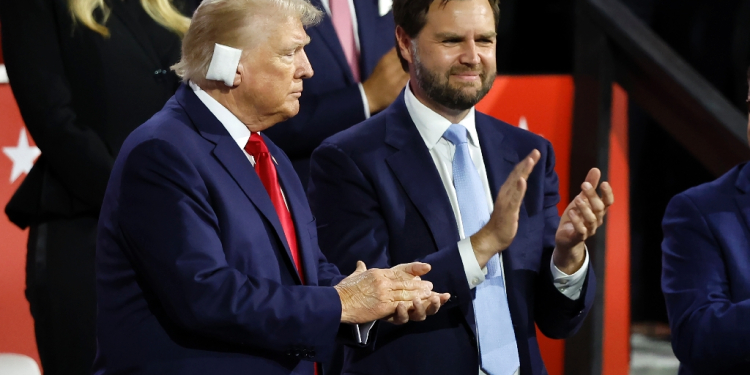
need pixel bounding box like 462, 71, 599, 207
296, 50, 314, 79
459, 41, 481, 66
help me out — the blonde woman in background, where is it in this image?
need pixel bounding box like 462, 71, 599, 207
0, 0, 199, 373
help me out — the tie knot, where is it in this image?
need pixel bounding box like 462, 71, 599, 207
244, 132, 268, 158
443, 124, 469, 145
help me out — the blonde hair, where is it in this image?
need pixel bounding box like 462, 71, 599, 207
68, 0, 191, 37
171, 0, 322, 85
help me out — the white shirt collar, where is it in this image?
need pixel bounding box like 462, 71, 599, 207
404, 81, 478, 150
319, 0, 392, 17
189, 81, 251, 149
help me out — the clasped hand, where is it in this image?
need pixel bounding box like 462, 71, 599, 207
334, 261, 450, 325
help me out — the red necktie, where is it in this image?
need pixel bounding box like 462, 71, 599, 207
244, 133, 305, 283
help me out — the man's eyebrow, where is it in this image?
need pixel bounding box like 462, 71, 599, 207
434, 31, 498, 40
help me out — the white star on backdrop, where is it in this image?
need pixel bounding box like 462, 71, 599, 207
519, 116, 529, 130
3, 128, 40, 183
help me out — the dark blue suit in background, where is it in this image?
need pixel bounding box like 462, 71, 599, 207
662, 162, 750, 375
308, 92, 596, 375
95, 84, 345, 375
264, 0, 395, 186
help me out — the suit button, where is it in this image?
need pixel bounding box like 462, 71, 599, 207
153, 69, 168, 82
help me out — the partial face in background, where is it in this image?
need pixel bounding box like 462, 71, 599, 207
236, 14, 313, 128
400, 0, 497, 111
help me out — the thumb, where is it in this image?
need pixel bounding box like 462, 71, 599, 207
392, 262, 432, 277
353, 260, 367, 275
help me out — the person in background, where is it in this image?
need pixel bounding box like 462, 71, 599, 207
0, 0, 199, 373
308, 0, 614, 373
662, 68, 750, 375
263, 0, 409, 187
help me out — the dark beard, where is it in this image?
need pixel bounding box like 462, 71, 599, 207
415, 60, 496, 111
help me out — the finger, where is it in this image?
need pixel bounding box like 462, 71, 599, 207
392, 302, 409, 325
574, 196, 598, 233
424, 294, 441, 316
581, 181, 606, 214
600, 181, 615, 208
568, 209, 588, 238
512, 149, 541, 181
408, 297, 427, 322
439, 293, 451, 304
584, 168, 601, 190
392, 286, 432, 301
391, 262, 431, 277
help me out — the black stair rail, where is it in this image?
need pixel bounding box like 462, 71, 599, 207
567, 0, 749, 374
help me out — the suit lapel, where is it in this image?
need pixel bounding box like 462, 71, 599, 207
384, 93, 460, 250
270, 139, 319, 285
308, 0, 356, 83
175, 85, 302, 284
110, 0, 162, 67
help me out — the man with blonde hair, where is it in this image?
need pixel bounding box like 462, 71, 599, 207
94, 0, 450, 374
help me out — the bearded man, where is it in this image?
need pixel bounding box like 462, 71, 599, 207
307, 0, 614, 374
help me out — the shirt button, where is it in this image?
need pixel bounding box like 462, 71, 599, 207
472, 278, 480, 286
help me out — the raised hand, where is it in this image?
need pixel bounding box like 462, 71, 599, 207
554, 168, 614, 273
470, 149, 541, 268
334, 261, 435, 324
361, 48, 410, 113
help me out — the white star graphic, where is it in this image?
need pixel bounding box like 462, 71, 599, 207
3, 128, 40, 183
518, 116, 529, 130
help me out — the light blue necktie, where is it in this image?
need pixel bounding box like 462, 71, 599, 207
443, 124, 519, 375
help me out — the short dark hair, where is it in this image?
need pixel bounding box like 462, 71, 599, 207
392, 0, 501, 71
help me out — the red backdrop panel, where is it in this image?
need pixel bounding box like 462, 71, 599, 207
0, 84, 39, 365
477, 76, 575, 375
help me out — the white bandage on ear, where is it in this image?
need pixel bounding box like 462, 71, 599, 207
206, 43, 243, 87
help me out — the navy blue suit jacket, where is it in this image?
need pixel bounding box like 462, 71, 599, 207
308, 92, 596, 375
95, 84, 346, 375
264, 0, 395, 186
662, 162, 750, 375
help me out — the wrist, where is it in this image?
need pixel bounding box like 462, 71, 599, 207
470, 227, 503, 268
334, 285, 355, 324
552, 242, 586, 274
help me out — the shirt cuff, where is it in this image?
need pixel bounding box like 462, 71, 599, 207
352, 321, 376, 344
357, 83, 371, 119
550, 246, 589, 300
457, 238, 487, 289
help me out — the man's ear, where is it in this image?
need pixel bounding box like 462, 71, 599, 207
233, 61, 244, 87
395, 26, 414, 65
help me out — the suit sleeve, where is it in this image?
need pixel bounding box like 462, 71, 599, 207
0, 0, 114, 207
263, 86, 366, 159
118, 139, 342, 359
662, 193, 750, 372
533, 141, 596, 339
308, 142, 473, 310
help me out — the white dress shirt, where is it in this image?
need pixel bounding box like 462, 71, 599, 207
189, 81, 374, 343
403, 83, 589, 375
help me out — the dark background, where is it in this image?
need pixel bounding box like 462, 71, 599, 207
494, 0, 750, 325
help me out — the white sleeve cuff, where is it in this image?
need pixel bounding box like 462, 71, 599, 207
352, 321, 376, 344
550, 246, 590, 300
357, 83, 371, 119
457, 238, 487, 289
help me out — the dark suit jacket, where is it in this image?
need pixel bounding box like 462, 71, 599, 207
662, 162, 750, 375
95, 84, 346, 375
308, 92, 596, 375
264, 0, 395, 186
0, 0, 199, 228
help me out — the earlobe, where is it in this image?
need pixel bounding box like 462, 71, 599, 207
233, 62, 244, 87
